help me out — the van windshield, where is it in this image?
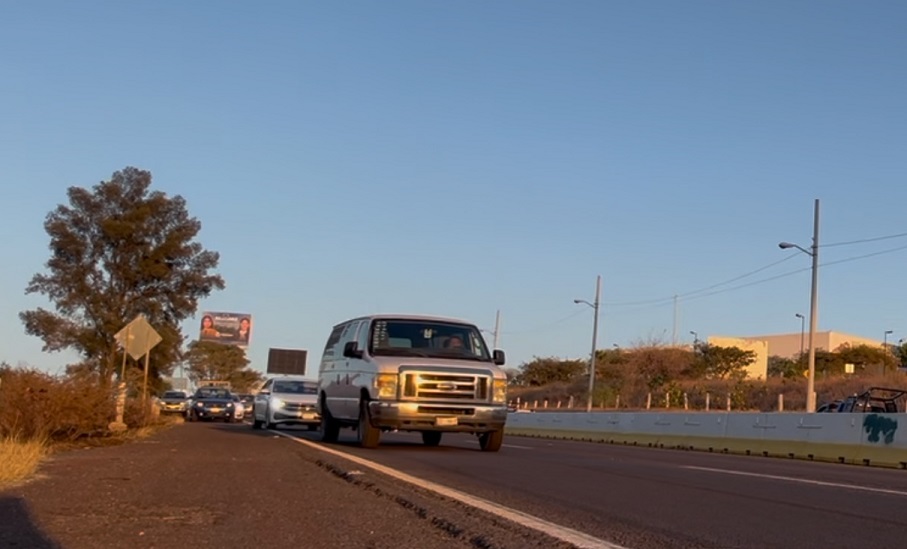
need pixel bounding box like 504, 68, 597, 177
369, 319, 491, 361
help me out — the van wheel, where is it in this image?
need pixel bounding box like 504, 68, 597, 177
357, 400, 381, 449
320, 402, 340, 443
479, 429, 504, 452
421, 431, 442, 447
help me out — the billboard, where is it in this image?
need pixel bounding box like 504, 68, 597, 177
199, 311, 252, 348
267, 348, 308, 376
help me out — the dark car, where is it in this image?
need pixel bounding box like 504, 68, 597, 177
817, 387, 906, 414
188, 387, 238, 422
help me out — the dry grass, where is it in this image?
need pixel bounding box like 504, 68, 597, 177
0, 437, 48, 489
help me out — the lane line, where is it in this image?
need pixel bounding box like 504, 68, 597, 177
271, 430, 625, 549
683, 465, 907, 497
502, 443, 534, 450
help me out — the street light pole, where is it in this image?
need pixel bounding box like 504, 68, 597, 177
780, 198, 820, 412
884, 330, 893, 352
689, 330, 698, 346
574, 275, 601, 413
795, 313, 805, 358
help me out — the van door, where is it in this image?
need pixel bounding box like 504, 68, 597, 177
335, 320, 362, 419
319, 324, 346, 417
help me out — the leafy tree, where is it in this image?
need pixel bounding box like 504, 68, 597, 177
626, 346, 692, 391
834, 343, 898, 376
689, 344, 755, 380
184, 341, 262, 392
767, 355, 800, 378
515, 357, 586, 386
20, 167, 224, 388
894, 342, 907, 370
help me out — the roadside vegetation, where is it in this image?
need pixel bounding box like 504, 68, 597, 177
509, 340, 907, 412
0, 363, 182, 488
2, 167, 227, 488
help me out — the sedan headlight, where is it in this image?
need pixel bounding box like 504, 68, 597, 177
492, 379, 507, 404
271, 398, 284, 409
376, 373, 398, 399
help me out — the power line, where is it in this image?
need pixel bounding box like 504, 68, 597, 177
822, 231, 907, 248
507, 241, 907, 335
602, 254, 799, 307
501, 309, 588, 335
631, 241, 907, 307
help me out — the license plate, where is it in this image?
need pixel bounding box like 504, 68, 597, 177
302, 413, 316, 420
210, 407, 222, 413
435, 417, 458, 426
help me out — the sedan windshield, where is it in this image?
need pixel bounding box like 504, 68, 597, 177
195, 388, 231, 399
272, 381, 318, 395
369, 319, 491, 361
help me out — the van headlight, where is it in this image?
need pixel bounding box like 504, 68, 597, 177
376, 373, 398, 399
492, 379, 507, 403
271, 398, 284, 409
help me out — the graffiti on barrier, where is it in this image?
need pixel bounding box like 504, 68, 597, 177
862, 414, 898, 445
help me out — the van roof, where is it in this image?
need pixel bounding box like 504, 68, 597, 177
332, 313, 479, 328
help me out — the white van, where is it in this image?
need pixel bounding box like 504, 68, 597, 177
316, 314, 509, 451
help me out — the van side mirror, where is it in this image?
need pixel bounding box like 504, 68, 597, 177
258, 389, 270, 396
493, 349, 506, 366
344, 341, 364, 359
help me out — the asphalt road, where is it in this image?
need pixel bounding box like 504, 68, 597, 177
0, 422, 577, 549
282, 425, 907, 549
5, 421, 907, 549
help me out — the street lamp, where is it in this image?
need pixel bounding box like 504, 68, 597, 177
689, 330, 698, 346
574, 275, 601, 413
795, 313, 805, 358
884, 330, 893, 352
778, 198, 820, 413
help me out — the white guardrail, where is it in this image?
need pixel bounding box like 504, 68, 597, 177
504, 411, 907, 469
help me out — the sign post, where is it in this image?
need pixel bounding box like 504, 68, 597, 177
111, 314, 162, 432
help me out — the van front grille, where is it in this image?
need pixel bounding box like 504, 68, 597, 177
400, 369, 491, 402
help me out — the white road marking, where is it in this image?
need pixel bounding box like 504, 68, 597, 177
683, 465, 907, 497
502, 443, 534, 450
271, 430, 625, 549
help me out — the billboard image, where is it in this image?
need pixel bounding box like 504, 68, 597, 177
199, 311, 252, 347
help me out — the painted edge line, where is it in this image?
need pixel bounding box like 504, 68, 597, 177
683, 465, 907, 497
270, 430, 625, 549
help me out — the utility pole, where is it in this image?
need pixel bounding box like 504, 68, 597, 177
806, 199, 820, 413
587, 276, 601, 412
492, 309, 501, 349
672, 294, 678, 346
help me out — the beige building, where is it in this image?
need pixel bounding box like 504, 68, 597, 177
707, 336, 769, 380
735, 331, 883, 360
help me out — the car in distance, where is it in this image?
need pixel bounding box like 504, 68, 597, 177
238, 393, 255, 414
317, 314, 509, 451
158, 390, 191, 416
188, 386, 238, 422
252, 375, 320, 430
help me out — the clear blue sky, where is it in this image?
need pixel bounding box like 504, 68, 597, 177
2, 1, 906, 375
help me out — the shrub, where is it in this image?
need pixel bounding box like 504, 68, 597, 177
0, 365, 115, 441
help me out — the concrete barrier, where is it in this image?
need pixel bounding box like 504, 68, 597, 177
504, 411, 907, 469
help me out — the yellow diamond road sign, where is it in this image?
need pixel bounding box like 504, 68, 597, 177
115, 314, 162, 361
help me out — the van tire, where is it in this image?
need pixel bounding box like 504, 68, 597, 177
357, 400, 381, 449
479, 429, 504, 452
320, 400, 340, 443
421, 431, 442, 447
